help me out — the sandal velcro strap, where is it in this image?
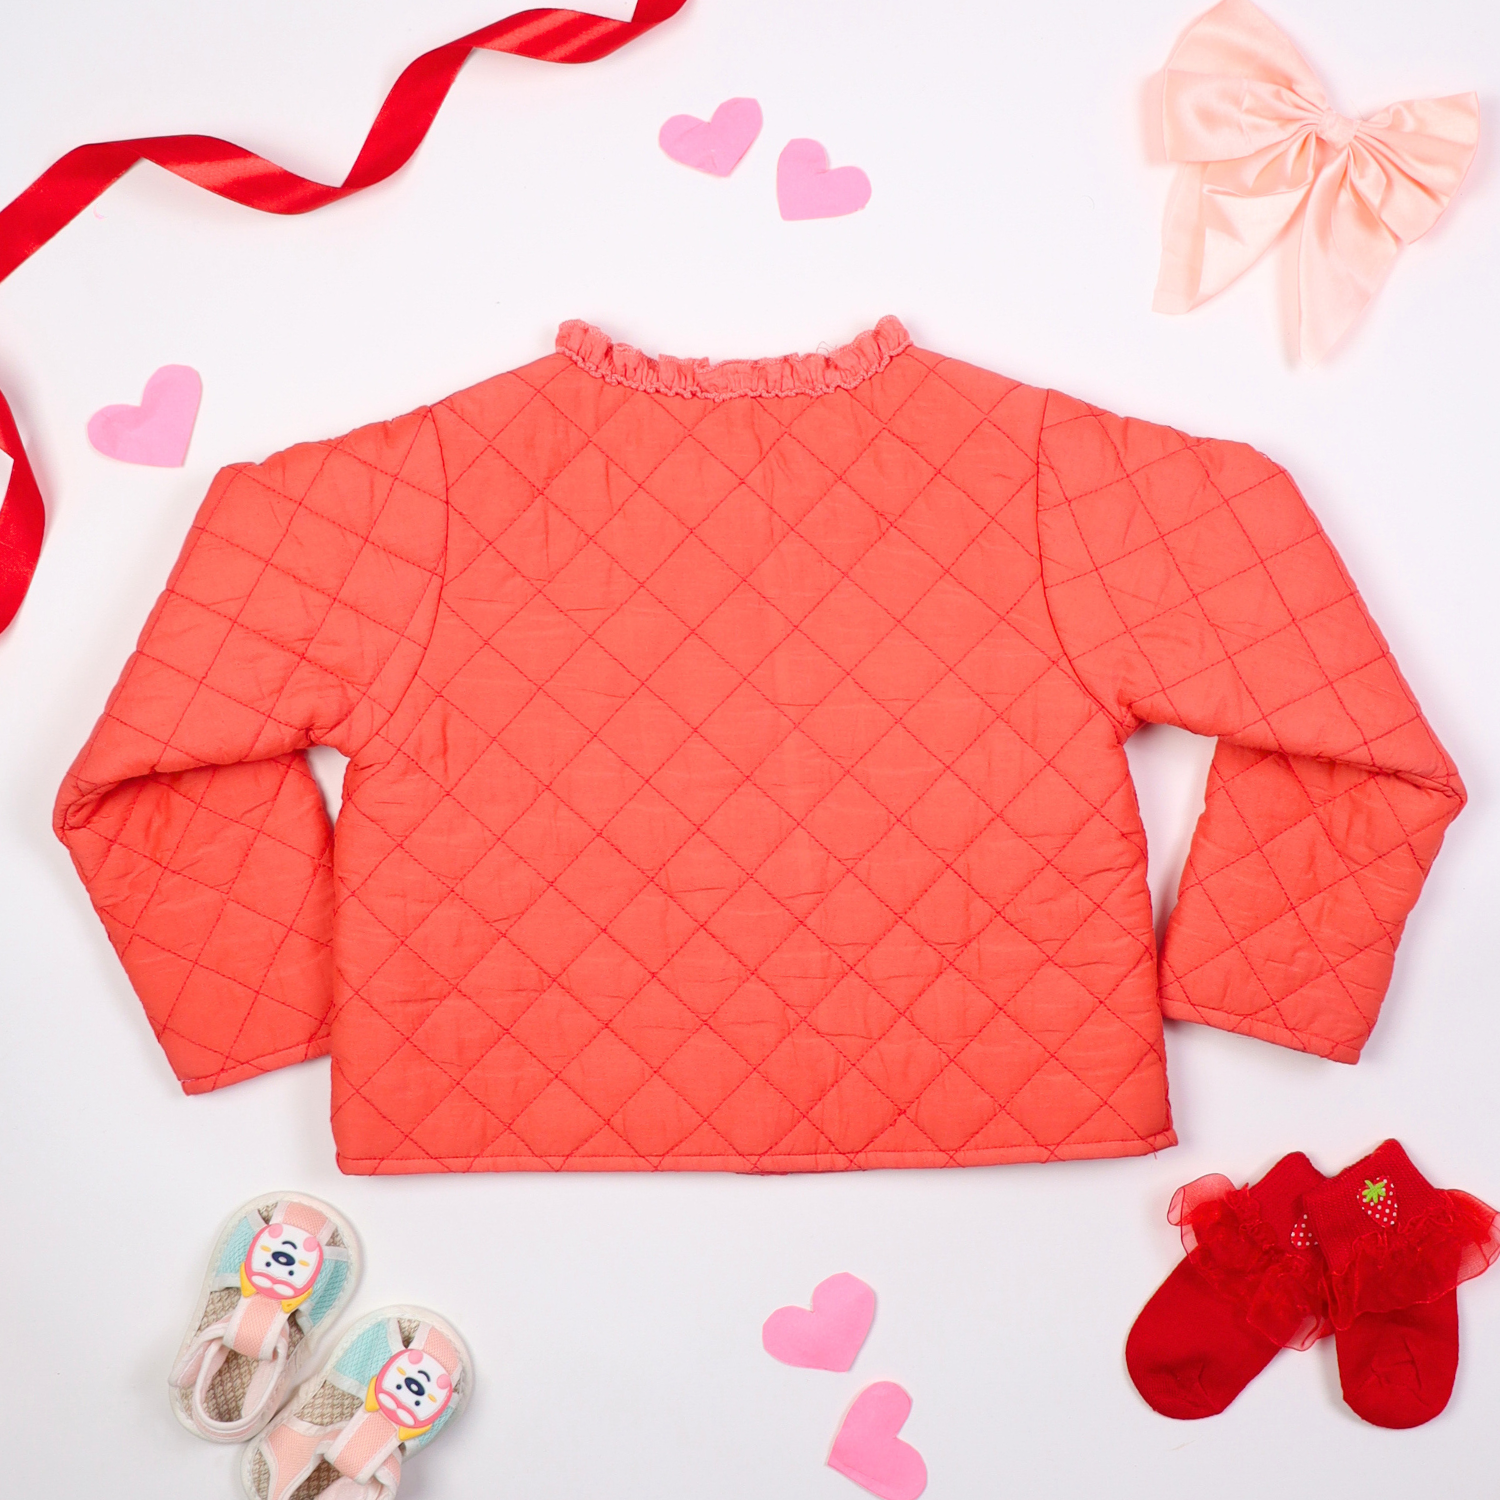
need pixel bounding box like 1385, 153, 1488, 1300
245, 1311, 470, 1500
169, 1194, 357, 1443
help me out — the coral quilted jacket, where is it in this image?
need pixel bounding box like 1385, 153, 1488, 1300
56, 319, 1464, 1174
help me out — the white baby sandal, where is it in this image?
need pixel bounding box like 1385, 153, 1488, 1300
241, 1307, 473, 1500
168, 1193, 361, 1443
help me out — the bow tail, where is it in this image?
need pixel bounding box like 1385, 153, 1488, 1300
1298, 160, 1401, 362
1155, 150, 1312, 314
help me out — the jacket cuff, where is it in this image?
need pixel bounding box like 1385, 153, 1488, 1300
177, 1032, 332, 1094
1159, 995, 1363, 1064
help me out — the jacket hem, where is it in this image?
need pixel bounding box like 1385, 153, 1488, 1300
334, 1125, 1178, 1175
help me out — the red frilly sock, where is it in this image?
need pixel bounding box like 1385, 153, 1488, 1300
1303, 1140, 1500, 1429
1127, 1152, 1329, 1419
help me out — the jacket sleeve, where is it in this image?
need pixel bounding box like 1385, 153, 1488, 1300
54, 408, 447, 1092
1035, 392, 1464, 1063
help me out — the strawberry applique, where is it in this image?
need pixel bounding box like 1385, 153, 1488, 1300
1359, 1177, 1398, 1229
1288, 1212, 1319, 1250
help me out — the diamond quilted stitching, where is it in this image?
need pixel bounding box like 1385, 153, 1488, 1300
902, 575, 1000, 668
748, 532, 844, 622
588, 391, 697, 484
801, 776, 895, 862
795, 482, 886, 570
540, 443, 634, 536
499, 792, 596, 879
646, 436, 744, 526
891, 473, 991, 568
499, 688, 595, 778
611, 1076, 706, 1158
645, 536, 742, 628
649, 734, 745, 824
659, 928, 747, 1016
742, 441, 834, 529
660, 833, 744, 921
906, 770, 995, 857
560, 1029, 656, 1119
807, 973, 901, 1061
554, 838, 650, 927
800, 580, 897, 671
697, 682, 795, 775
904, 674, 999, 764
750, 631, 847, 719
758, 1028, 846, 1106
562, 934, 651, 1021
610, 980, 700, 1068
594, 692, 694, 779
842, 430, 937, 519
658, 1029, 756, 1117
688, 397, 786, 473
439, 549, 533, 642
593, 489, 689, 578
694, 486, 788, 577
706, 1074, 804, 1157
906, 968, 999, 1046
545, 539, 641, 619
553, 738, 649, 833
484, 392, 592, 489
647, 636, 743, 726
754, 827, 842, 916
510, 1079, 611, 1157
606, 887, 699, 974
705, 883, 801, 969
851, 627, 947, 705
847, 526, 946, 618
911, 1066, 1006, 1153
758, 926, 841, 1015
443, 740, 543, 843
710, 981, 792, 1062
784, 390, 883, 477
505, 890, 599, 975
539, 639, 639, 731
698, 582, 796, 675
592, 592, 693, 680
858, 1016, 955, 1110
857, 921, 946, 1006
851, 725, 947, 817
603, 785, 697, 869
507, 983, 607, 1071
490, 591, 589, 682
799, 678, 897, 766
496, 497, 590, 582
907, 868, 996, 950
749, 731, 844, 820
59, 331, 1464, 1173
804, 873, 893, 957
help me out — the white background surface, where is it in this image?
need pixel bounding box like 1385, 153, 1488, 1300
2, 1, 1498, 1495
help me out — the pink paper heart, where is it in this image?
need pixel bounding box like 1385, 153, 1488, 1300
776, 138, 871, 220
761, 1272, 875, 1371
828, 1383, 927, 1500
659, 97, 763, 177
87, 365, 202, 467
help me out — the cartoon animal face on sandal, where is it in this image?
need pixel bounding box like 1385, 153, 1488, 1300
372, 1347, 454, 1433
242, 1222, 323, 1302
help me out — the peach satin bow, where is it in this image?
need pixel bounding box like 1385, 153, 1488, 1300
1154, 0, 1479, 360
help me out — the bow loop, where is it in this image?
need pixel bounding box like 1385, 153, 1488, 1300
1155, 0, 1478, 359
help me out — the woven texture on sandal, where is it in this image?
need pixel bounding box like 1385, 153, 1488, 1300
55, 327, 1463, 1173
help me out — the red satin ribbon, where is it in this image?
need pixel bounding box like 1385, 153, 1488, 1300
0, 0, 686, 633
